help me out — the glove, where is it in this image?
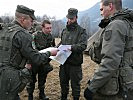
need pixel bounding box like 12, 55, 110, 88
84, 87, 93, 100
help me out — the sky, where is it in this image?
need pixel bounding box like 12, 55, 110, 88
0, 0, 100, 19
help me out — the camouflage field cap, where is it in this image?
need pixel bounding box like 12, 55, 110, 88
66, 8, 78, 18
16, 5, 36, 20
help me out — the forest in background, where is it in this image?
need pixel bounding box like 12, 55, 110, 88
0, 14, 92, 39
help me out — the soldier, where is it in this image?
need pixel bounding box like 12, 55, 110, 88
58, 8, 87, 100
0, 5, 58, 100
27, 20, 55, 100
84, 0, 133, 100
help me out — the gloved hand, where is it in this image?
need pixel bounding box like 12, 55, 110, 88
84, 87, 93, 100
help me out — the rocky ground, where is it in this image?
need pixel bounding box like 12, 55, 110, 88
20, 38, 97, 100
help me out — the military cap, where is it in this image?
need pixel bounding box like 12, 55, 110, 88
16, 5, 36, 20
66, 8, 78, 18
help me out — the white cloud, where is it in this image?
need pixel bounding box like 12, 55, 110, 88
0, 0, 100, 19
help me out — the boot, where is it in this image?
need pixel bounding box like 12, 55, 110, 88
28, 93, 33, 100
73, 97, 79, 100
61, 97, 67, 100
61, 94, 67, 100
39, 89, 49, 100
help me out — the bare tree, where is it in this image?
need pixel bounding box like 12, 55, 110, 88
52, 19, 65, 37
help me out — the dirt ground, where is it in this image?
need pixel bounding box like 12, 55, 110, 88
20, 38, 97, 100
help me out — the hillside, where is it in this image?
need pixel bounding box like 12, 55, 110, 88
78, 0, 133, 32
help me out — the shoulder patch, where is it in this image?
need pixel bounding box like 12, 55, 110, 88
104, 30, 112, 41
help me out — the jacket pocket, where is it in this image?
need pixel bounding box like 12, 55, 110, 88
97, 71, 119, 95
119, 66, 133, 90
18, 68, 31, 92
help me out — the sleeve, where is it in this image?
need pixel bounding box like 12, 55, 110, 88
13, 31, 51, 66
71, 28, 87, 53
88, 20, 128, 93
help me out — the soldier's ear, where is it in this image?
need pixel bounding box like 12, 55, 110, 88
20, 16, 26, 22
109, 3, 114, 11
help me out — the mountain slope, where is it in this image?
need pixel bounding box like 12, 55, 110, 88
78, 0, 133, 32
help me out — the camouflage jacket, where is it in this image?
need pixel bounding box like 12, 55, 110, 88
33, 31, 55, 50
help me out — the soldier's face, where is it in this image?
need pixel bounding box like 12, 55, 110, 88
22, 16, 33, 30
42, 24, 52, 34
100, 2, 112, 18
67, 16, 77, 25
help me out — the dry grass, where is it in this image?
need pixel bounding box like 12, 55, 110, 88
20, 38, 97, 100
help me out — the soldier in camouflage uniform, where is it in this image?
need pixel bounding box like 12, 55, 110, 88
0, 5, 58, 100
27, 20, 55, 100
84, 0, 133, 100
58, 8, 87, 100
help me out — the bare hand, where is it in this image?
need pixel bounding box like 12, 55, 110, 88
49, 48, 59, 56
25, 64, 32, 69
67, 46, 71, 51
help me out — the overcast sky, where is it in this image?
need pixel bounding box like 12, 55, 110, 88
0, 0, 100, 19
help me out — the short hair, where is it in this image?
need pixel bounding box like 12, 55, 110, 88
101, 0, 122, 10
42, 20, 51, 27
15, 12, 30, 20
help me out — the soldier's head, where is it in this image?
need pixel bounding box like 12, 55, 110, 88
100, 0, 122, 18
15, 5, 36, 30
41, 20, 52, 34
66, 8, 78, 25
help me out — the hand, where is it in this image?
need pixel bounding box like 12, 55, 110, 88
67, 46, 71, 51
49, 48, 59, 56
84, 87, 93, 100
25, 64, 32, 69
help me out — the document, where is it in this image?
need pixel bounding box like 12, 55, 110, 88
50, 45, 72, 65
39, 45, 72, 65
